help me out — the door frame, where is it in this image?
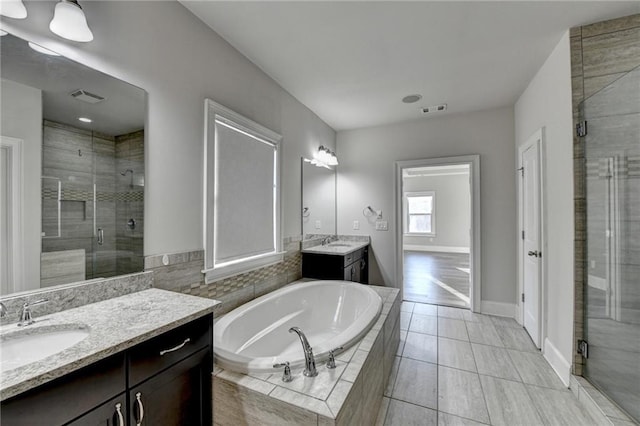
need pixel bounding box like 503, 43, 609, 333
517, 128, 546, 347
0, 136, 24, 293
394, 155, 481, 311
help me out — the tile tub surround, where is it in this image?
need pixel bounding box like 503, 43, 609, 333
0, 288, 219, 400
0, 272, 153, 326
212, 286, 400, 425
145, 236, 304, 315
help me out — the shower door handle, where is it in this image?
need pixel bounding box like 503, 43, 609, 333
97, 228, 104, 245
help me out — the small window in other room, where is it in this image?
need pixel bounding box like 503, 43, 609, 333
405, 192, 435, 235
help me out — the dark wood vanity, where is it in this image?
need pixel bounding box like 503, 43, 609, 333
302, 245, 369, 284
2, 315, 213, 426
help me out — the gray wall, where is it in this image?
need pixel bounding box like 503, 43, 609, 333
403, 173, 470, 251
336, 107, 516, 306
514, 31, 574, 383
0, 79, 42, 291
1, 1, 335, 258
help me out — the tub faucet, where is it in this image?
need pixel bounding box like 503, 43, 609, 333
288, 327, 317, 377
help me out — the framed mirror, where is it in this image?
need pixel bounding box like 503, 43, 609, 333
1, 33, 146, 296
301, 158, 336, 237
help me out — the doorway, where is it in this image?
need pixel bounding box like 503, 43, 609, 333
518, 129, 544, 349
395, 155, 481, 311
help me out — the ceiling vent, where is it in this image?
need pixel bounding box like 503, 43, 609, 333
70, 89, 105, 104
421, 104, 447, 114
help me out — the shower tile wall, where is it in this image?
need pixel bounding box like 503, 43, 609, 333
115, 130, 144, 274
41, 121, 145, 283
42, 121, 117, 281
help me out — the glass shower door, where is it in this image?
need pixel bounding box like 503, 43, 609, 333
583, 65, 640, 421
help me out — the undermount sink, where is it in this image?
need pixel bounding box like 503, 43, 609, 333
0, 324, 90, 373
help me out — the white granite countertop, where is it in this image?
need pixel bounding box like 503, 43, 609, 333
0, 289, 219, 401
301, 240, 369, 256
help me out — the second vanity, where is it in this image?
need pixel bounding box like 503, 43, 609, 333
302, 239, 369, 284
0, 289, 218, 425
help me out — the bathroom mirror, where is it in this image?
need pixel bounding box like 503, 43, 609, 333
301, 158, 336, 237
0, 33, 146, 296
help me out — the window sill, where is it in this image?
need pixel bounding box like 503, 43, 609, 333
202, 251, 285, 284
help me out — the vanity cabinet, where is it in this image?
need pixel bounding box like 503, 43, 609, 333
1, 315, 212, 426
302, 245, 369, 284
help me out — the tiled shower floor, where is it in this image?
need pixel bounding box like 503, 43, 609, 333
375, 302, 604, 425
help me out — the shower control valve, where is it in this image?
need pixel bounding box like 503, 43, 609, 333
326, 346, 344, 369
273, 361, 293, 382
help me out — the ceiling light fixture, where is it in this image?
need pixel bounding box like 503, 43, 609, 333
49, 0, 93, 43
78, 117, 92, 123
0, 0, 27, 19
402, 94, 422, 104
304, 145, 339, 169
28, 41, 61, 56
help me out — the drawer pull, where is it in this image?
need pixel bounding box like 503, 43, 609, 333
115, 402, 125, 426
135, 392, 145, 425
159, 338, 191, 356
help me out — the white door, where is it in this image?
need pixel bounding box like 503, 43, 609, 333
522, 141, 541, 347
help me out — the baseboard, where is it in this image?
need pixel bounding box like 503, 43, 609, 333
403, 245, 470, 254
544, 337, 571, 387
480, 300, 517, 318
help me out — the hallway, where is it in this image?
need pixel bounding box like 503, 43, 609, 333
404, 251, 470, 309
376, 302, 603, 425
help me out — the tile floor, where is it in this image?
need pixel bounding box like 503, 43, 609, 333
375, 302, 604, 426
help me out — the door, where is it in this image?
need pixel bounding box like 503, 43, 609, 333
522, 137, 542, 348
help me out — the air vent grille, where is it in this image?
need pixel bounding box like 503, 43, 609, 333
421, 104, 447, 114
70, 89, 105, 104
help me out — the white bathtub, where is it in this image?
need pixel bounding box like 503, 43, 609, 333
213, 280, 383, 374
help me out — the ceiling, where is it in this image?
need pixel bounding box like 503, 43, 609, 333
1, 33, 145, 136
182, 1, 639, 131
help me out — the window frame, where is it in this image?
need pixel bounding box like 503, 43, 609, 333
203, 99, 283, 283
403, 191, 436, 236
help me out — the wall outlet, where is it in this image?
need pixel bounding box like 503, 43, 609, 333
353, 220, 360, 230
315, 220, 322, 229
375, 220, 388, 231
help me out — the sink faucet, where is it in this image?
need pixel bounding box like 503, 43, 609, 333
0, 302, 7, 318
321, 235, 337, 246
18, 299, 49, 327
288, 327, 317, 377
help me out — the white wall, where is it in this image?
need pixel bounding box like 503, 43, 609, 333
403, 173, 470, 251
1, 1, 335, 256
336, 107, 516, 306
514, 31, 574, 384
0, 79, 42, 290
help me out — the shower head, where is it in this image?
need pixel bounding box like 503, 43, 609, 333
120, 169, 133, 176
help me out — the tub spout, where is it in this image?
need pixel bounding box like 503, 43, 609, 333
289, 327, 317, 377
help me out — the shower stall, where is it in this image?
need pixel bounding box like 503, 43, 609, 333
581, 64, 640, 421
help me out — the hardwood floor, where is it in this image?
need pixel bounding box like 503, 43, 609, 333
403, 251, 470, 309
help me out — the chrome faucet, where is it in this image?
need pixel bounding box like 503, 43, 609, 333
321, 235, 337, 246
288, 327, 317, 377
0, 302, 7, 318
18, 299, 49, 326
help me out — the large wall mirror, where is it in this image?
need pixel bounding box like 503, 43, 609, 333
301, 159, 336, 237
1, 33, 146, 297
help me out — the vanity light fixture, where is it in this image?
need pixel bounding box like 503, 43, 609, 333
78, 117, 92, 123
49, 0, 93, 43
28, 41, 61, 56
363, 205, 382, 219
305, 145, 339, 169
0, 0, 27, 19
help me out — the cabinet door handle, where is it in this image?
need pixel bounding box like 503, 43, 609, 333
114, 402, 125, 426
97, 228, 104, 245
159, 338, 191, 356
135, 392, 145, 426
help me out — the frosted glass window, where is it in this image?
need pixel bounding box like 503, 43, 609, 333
204, 100, 282, 281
